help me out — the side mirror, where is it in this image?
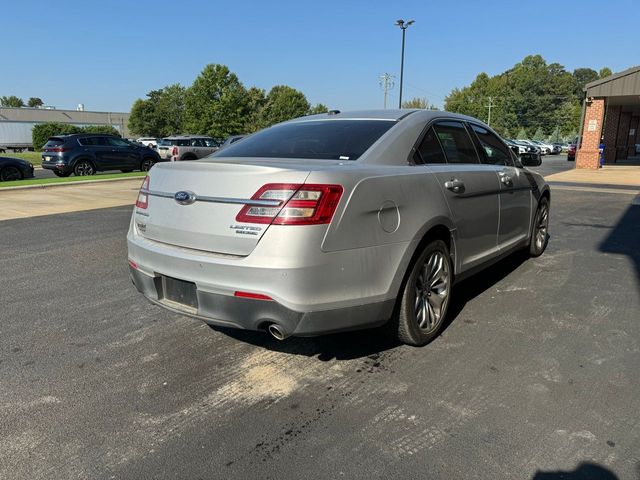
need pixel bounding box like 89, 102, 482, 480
520, 152, 542, 167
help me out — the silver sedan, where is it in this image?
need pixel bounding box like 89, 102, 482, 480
127, 110, 550, 346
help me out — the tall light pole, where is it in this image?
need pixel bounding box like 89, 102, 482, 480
395, 19, 414, 109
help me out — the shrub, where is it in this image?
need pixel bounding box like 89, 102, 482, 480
32, 123, 121, 149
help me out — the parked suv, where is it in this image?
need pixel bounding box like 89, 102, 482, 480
157, 135, 221, 161
41, 134, 161, 177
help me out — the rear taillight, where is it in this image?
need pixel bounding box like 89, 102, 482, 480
235, 183, 343, 225
171, 147, 178, 156
45, 147, 68, 153
136, 176, 150, 209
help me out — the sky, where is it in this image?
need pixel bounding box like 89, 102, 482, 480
1, 0, 637, 113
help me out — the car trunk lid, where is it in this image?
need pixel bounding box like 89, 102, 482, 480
136, 160, 312, 256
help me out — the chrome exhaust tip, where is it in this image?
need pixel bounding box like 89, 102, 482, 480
267, 324, 289, 341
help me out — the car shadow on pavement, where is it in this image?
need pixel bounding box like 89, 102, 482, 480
211, 250, 532, 360
598, 202, 640, 293
211, 326, 402, 361
532, 461, 618, 479
441, 249, 530, 333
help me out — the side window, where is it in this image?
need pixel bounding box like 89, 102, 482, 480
416, 127, 447, 164
80, 137, 106, 146
107, 137, 130, 148
432, 121, 479, 164
203, 138, 218, 147
471, 125, 513, 166
192, 138, 205, 147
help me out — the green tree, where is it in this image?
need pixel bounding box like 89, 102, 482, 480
572, 68, 598, 102
129, 84, 186, 137
1, 95, 25, 107
183, 64, 248, 139
402, 97, 428, 109
27, 97, 44, 108
598, 67, 612, 79
156, 84, 186, 136
516, 127, 528, 139
242, 87, 266, 133
532, 127, 545, 140
309, 103, 329, 115
256, 85, 310, 129
445, 55, 582, 140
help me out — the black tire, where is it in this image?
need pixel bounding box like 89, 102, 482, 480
120, 169, 133, 173
181, 155, 197, 161
0, 166, 23, 181
530, 197, 550, 257
140, 157, 154, 171
53, 170, 72, 177
73, 160, 95, 176
390, 239, 453, 346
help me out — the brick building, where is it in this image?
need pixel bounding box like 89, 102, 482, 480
576, 66, 640, 169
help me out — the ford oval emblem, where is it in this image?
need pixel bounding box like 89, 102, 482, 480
174, 190, 196, 205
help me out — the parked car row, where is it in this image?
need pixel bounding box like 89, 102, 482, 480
30, 134, 247, 179
506, 139, 563, 156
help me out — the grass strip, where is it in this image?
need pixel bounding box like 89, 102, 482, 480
0, 171, 146, 189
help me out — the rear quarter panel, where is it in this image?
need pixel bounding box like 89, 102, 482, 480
305, 166, 456, 302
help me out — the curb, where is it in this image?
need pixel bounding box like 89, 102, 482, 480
0, 176, 145, 192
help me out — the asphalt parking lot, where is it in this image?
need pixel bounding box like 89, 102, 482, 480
1, 174, 639, 479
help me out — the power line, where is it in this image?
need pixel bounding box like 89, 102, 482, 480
379, 73, 395, 109
485, 96, 494, 126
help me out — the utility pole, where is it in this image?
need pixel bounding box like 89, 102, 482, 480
395, 19, 414, 108
485, 96, 494, 126
379, 73, 395, 109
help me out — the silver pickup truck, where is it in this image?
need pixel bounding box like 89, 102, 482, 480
157, 135, 221, 161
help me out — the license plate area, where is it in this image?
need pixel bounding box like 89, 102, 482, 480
158, 275, 198, 312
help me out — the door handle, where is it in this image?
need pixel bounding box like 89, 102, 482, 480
499, 174, 513, 187
444, 179, 465, 193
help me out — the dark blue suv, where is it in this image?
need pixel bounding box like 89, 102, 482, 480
41, 134, 162, 177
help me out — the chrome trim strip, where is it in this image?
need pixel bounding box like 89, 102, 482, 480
141, 189, 281, 207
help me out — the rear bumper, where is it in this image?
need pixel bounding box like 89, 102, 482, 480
41, 159, 71, 172
129, 265, 394, 336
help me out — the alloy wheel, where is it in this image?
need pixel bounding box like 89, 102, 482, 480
535, 203, 549, 251
141, 159, 152, 171
75, 161, 94, 176
414, 250, 450, 332
0, 166, 22, 181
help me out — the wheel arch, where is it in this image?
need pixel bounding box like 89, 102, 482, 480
71, 156, 97, 170
390, 218, 458, 302
0, 164, 24, 180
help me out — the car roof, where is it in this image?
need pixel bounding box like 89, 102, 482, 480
163, 135, 211, 139
49, 134, 116, 139
291, 109, 489, 125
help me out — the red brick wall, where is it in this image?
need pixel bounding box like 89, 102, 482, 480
576, 98, 605, 169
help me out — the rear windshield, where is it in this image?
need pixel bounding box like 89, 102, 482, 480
214, 120, 396, 160
44, 138, 65, 148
